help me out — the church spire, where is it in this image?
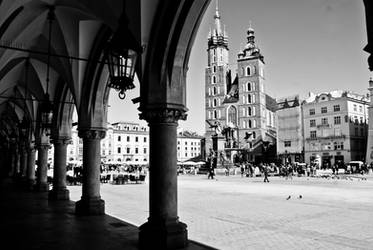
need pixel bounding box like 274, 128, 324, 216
214, 0, 222, 36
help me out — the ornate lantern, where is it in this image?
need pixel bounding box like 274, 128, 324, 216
106, 23, 142, 99
40, 93, 53, 131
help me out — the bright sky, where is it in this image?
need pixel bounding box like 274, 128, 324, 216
108, 0, 372, 135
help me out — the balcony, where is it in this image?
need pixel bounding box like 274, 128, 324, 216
305, 134, 346, 141
316, 123, 330, 128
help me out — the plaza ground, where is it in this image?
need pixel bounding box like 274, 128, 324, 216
69, 173, 373, 250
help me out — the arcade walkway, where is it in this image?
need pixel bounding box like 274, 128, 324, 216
0, 178, 215, 250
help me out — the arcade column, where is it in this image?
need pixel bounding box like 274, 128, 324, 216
139, 108, 188, 249
75, 129, 106, 215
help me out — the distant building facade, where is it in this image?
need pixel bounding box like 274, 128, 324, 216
276, 95, 304, 164
66, 122, 202, 164
302, 91, 369, 167
204, 5, 276, 163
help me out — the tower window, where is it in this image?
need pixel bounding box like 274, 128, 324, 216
246, 66, 252, 76
213, 99, 217, 107
247, 82, 251, 91
213, 87, 217, 95
213, 66, 216, 73
212, 75, 216, 84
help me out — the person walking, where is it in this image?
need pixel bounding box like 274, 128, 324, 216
263, 164, 270, 182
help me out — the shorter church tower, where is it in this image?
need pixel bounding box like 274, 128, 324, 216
365, 78, 373, 164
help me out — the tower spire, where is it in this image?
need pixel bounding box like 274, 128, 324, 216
214, 0, 222, 36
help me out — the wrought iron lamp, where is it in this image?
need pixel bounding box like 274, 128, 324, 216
106, 11, 142, 100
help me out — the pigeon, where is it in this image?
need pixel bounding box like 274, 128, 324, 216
298, 195, 302, 199
286, 195, 291, 200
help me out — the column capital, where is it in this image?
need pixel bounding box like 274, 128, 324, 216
50, 136, 72, 146
78, 129, 106, 140
139, 108, 187, 124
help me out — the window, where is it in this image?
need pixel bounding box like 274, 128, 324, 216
213, 66, 216, 73
213, 110, 218, 119
135, 148, 138, 154
117, 147, 121, 153
284, 141, 291, 147
359, 105, 363, 113
248, 107, 252, 116
212, 75, 216, 84
213, 87, 217, 95
144, 137, 147, 143
334, 116, 341, 125
247, 94, 251, 104
334, 141, 344, 150
333, 105, 340, 112
135, 136, 138, 142
353, 104, 357, 111
355, 127, 358, 136
310, 131, 317, 138
127, 136, 130, 142
309, 109, 315, 115
310, 119, 316, 127
246, 66, 251, 76
248, 120, 252, 128
321, 118, 328, 125
247, 82, 251, 91
321, 107, 327, 113
360, 117, 363, 124
213, 99, 217, 107
144, 148, 147, 154
118, 136, 121, 142
127, 148, 130, 154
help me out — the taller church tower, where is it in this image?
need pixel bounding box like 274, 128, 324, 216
205, 0, 229, 153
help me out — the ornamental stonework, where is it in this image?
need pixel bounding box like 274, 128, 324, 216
139, 108, 187, 124
78, 129, 106, 140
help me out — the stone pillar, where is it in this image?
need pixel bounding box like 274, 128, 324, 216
26, 145, 36, 189
75, 129, 106, 215
20, 144, 28, 178
49, 137, 70, 200
139, 108, 188, 249
35, 144, 50, 192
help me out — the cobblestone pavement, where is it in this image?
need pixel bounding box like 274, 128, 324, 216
69, 174, 373, 250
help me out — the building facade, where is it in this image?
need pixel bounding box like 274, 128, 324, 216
276, 95, 304, 164
66, 122, 202, 164
302, 91, 369, 167
205, 5, 276, 163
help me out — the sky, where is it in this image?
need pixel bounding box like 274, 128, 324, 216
108, 0, 372, 135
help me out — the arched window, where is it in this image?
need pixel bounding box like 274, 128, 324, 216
252, 131, 256, 139
227, 106, 237, 126
213, 87, 217, 95
248, 94, 252, 104
213, 110, 218, 119
248, 107, 252, 116
246, 66, 251, 76
213, 99, 217, 107
247, 82, 251, 91
212, 75, 216, 84
248, 120, 252, 128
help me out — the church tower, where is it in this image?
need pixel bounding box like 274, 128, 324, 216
205, 0, 229, 153
236, 24, 268, 159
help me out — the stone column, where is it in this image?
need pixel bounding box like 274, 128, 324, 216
49, 137, 70, 200
139, 108, 188, 249
35, 144, 50, 191
26, 145, 36, 189
20, 144, 28, 178
75, 129, 106, 215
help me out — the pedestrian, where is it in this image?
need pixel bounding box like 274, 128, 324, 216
240, 163, 245, 178
263, 164, 269, 182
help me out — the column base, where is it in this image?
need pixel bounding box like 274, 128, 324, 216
75, 197, 105, 215
35, 182, 49, 192
139, 219, 188, 250
48, 188, 70, 200
27, 179, 36, 191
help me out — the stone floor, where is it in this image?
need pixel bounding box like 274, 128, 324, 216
68, 173, 373, 250
0, 178, 215, 250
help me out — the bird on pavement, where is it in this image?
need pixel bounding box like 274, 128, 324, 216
286, 195, 291, 200
298, 195, 302, 199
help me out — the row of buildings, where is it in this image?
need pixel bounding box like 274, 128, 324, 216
64, 122, 204, 165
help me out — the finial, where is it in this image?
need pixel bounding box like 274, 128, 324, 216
216, 0, 219, 12
249, 20, 252, 29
